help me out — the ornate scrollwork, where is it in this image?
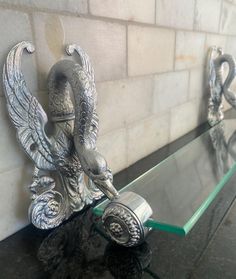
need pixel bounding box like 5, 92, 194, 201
3, 41, 118, 229
102, 192, 152, 247
3, 41, 153, 247
207, 46, 236, 126
102, 203, 143, 247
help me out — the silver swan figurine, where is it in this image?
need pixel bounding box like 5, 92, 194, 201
3, 41, 152, 247
207, 46, 236, 126
3, 41, 118, 229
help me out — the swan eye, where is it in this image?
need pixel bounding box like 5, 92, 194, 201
30, 143, 38, 152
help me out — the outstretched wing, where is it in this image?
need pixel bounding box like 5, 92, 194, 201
3, 41, 55, 170
66, 44, 99, 148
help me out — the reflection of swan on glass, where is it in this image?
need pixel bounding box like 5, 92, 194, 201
209, 122, 236, 178
37, 210, 157, 279
37, 211, 107, 279
207, 46, 236, 126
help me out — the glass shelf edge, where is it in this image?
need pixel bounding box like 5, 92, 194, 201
144, 219, 186, 236
183, 162, 236, 235
92, 161, 236, 236
92, 120, 236, 237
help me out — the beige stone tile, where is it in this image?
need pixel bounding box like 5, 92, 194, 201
90, 0, 155, 23
228, 0, 236, 4
196, 98, 208, 120
32, 13, 126, 88
128, 25, 175, 76
194, 0, 222, 32
153, 71, 189, 114
0, 99, 27, 173
0, 9, 37, 96
205, 34, 227, 52
225, 36, 236, 56
96, 77, 154, 135
34, 90, 49, 116
189, 67, 205, 100
97, 128, 127, 173
220, 2, 236, 35
0, 165, 31, 241
156, 0, 194, 30
127, 114, 169, 165
170, 100, 202, 142
175, 31, 206, 70
0, 0, 88, 14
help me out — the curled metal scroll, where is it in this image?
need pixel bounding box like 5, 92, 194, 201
3, 41, 119, 229
207, 46, 236, 126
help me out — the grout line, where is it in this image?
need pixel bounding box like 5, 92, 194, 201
218, 0, 224, 34
150, 75, 155, 116
27, 11, 42, 91
187, 69, 191, 101
87, 0, 91, 15
224, 0, 236, 6
193, 0, 198, 31
95, 67, 204, 87
0, 163, 26, 176
167, 110, 171, 144
173, 30, 177, 71
154, 0, 157, 25
96, 68, 199, 87
126, 24, 128, 77
124, 126, 129, 169
0, 2, 235, 37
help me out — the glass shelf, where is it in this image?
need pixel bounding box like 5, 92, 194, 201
93, 116, 236, 236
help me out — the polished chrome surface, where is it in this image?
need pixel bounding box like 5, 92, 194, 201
102, 191, 153, 247
207, 46, 236, 126
3, 41, 118, 229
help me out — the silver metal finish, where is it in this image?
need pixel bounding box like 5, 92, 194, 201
3, 41, 153, 247
207, 46, 236, 126
3, 41, 118, 229
102, 191, 153, 247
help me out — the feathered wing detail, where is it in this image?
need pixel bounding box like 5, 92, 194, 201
66, 44, 99, 149
3, 41, 55, 170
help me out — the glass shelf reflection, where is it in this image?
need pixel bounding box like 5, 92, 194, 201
93, 116, 236, 236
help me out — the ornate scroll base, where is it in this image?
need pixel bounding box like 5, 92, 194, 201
102, 192, 153, 247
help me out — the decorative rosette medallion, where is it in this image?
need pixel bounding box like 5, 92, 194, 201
102, 192, 153, 247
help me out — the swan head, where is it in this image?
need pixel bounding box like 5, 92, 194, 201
78, 148, 119, 200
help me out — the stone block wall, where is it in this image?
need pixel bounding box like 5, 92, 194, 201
0, 0, 235, 240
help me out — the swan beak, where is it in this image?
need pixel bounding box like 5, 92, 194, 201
96, 178, 119, 200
